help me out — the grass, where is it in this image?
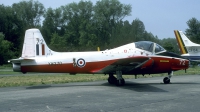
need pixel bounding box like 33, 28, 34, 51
0, 66, 199, 87
0, 74, 109, 87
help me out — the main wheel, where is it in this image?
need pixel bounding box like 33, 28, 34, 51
115, 78, 125, 86
163, 77, 170, 84
121, 78, 125, 85
108, 76, 117, 84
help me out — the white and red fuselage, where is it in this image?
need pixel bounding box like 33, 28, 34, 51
20, 53, 188, 74
9, 29, 189, 85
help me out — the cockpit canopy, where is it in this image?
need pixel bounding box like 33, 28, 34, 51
135, 41, 166, 53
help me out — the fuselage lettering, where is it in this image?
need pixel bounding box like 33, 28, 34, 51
188, 48, 198, 53
48, 62, 62, 65
179, 60, 185, 65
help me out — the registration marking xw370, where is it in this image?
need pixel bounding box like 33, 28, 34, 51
48, 62, 62, 65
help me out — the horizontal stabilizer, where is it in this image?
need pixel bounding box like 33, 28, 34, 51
8, 58, 34, 63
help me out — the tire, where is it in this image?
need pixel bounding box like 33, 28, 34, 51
163, 77, 170, 84
108, 76, 117, 84
115, 79, 125, 86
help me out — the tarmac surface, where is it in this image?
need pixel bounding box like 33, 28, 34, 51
0, 75, 200, 112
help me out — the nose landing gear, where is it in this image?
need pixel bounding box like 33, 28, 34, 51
163, 71, 173, 84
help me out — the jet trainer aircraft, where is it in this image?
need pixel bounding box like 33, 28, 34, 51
174, 30, 200, 62
9, 29, 189, 86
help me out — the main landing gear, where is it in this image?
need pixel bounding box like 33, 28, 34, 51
163, 71, 173, 84
108, 71, 125, 86
108, 71, 173, 85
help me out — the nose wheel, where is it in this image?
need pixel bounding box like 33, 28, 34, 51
163, 71, 173, 84
163, 77, 170, 84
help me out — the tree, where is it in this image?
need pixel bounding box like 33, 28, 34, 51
42, 7, 64, 45
61, 1, 98, 51
42, 0, 132, 51
12, 0, 45, 29
9, 0, 45, 56
49, 33, 67, 51
0, 0, 46, 59
108, 18, 161, 49
130, 19, 145, 41
0, 33, 15, 65
185, 17, 200, 43
161, 38, 179, 53
0, 4, 22, 54
94, 0, 132, 49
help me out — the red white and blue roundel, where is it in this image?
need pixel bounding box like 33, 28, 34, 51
77, 58, 86, 68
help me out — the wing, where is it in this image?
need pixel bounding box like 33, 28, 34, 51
92, 56, 154, 74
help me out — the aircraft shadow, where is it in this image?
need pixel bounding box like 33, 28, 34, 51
26, 85, 52, 89
169, 82, 199, 84
25, 81, 166, 92
26, 83, 107, 89
102, 81, 168, 92
26, 81, 199, 92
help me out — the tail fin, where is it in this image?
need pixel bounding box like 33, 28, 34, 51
174, 30, 189, 54
174, 30, 200, 54
22, 28, 53, 58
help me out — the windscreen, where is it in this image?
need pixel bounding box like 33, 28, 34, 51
135, 41, 166, 53
155, 43, 165, 53
135, 41, 154, 52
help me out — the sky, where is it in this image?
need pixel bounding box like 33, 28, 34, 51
1, 0, 200, 39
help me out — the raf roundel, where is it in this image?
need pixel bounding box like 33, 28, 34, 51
77, 58, 86, 68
